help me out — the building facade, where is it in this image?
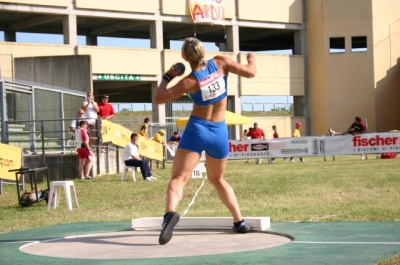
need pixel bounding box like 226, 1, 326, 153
0, 0, 399, 137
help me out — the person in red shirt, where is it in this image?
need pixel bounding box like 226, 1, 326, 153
97, 95, 115, 121
97, 95, 115, 152
246, 122, 265, 164
246, 122, 265, 139
270, 125, 279, 163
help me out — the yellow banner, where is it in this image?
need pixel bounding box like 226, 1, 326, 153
0, 143, 22, 181
188, 0, 225, 24
100, 119, 163, 161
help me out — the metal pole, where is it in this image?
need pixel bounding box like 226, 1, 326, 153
41, 120, 46, 166
96, 119, 101, 175
0, 81, 6, 143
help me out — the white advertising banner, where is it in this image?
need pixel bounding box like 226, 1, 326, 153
228, 132, 400, 160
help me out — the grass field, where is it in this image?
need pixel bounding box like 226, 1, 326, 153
0, 155, 399, 264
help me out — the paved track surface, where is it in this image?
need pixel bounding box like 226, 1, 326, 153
0, 221, 399, 265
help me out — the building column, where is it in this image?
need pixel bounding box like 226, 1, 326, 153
150, 20, 166, 124
63, 14, 77, 49
86, 35, 97, 46
225, 25, 240, 53
294, 31, 302, 55
4, 31, 16, 42
225, 25, 242, 139
151, 82, 166, 124
150, 20, 163, 50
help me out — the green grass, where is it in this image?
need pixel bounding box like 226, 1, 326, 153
0, 155, 399, 264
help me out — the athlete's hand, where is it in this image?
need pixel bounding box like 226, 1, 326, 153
167, 63, 186, 78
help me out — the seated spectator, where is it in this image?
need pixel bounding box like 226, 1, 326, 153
329, 116, 366, 136
123, 133, 157, 181
167, 132, 181, 146
329, 116, 367, 160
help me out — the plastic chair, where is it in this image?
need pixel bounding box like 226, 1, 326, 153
47, 181, 79, 210
121, 165, 137, 182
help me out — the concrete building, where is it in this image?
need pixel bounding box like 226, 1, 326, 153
0, 0, 399, 138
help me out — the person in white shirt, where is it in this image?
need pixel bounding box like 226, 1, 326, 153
123, 133, 156, 181
69, 109, 87, 134
82, 91, 99, 146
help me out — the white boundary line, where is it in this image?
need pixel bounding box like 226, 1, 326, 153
293, 241, 400, 245
182, 176, 207, 216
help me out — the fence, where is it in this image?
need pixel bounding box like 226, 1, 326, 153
111, 102, 294, 113
3, 117, 180, 175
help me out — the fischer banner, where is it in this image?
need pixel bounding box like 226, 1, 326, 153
188, 0, 225, 24
228, 132, 400, 160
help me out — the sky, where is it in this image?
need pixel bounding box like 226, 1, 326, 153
0, 31, 293, 111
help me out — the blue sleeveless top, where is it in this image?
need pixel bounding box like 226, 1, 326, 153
188, 59, 228, 106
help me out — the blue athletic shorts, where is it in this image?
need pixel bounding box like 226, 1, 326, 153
178, 115, 229, 159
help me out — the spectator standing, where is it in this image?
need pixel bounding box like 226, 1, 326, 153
82, 91, 99, 147
97, 95, 115, 152
137, 117, 150, 138
97, 95, 115, 121
246, 122, 265, 164
247, 122, 265, 139
123, 133, 157, 181
153, 129, 166, 145
153, 129, 167, 160
69, 109, 86, 134
241, 127, 253, 140
241, 128, 252, 163
289, 122, 306, 163
75, 120, 93, 179
154, 37, 256, 245
270, 125, 279, 163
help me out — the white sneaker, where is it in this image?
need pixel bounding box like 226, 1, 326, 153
289, 159, 295, 163
256, 159, 262, 164
144, 177, 154, 181
148, 176, 157, 180
329, 128, 335, 136
301, 159, 307, 163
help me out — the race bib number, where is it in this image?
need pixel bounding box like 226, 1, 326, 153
198, 71, 226, 101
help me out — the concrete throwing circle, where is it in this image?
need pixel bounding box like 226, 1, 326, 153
20, 230, 292, 259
